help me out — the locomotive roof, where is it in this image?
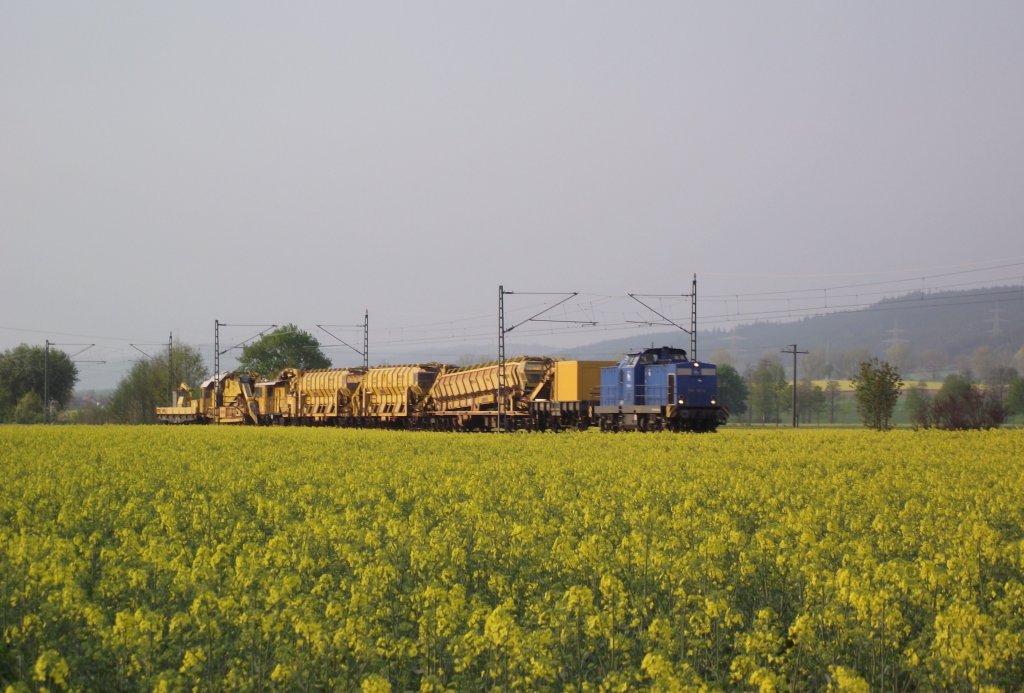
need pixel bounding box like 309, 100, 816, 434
625, 346, 690, 364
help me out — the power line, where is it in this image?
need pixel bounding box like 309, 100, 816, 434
701, 260, 1024, 301
700, 257, 1024, 284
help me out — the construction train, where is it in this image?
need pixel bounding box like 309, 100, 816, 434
156, 346, 727, 432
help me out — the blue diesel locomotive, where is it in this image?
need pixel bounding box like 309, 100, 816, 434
595, 346, 727, 432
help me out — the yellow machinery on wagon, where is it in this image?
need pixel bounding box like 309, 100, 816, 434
155, 372, 261, 424
418, 357, 553, 428
155, 359, 614, 430
350, 364, 444, 422
267, 368, 365, 424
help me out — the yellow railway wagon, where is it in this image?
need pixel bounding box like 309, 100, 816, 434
289, 368, 364, 421
428, 357, 553, 413
353, 365, 443, 418
156, 372, 259, 424
552, 360, 614, 402
155, 383, 204, 424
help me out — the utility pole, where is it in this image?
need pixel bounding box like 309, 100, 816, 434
316, 313, 369, 369
627, 275, 698, 360
214, 320, 221, 407
497, 287, 587, 432
498, 286, 505, 432
43, 341, 102, 422
781, 344, 808, 427
690, 275, 697, 359
168, 332, 174, 407
214, 322, 278, 418
44, 340, 49, 423
363, 310, 369, 370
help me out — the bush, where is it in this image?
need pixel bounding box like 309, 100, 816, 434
931, 374, 1005, 430
13, 391, 44, 424
903, 382, 932, 430
1007, 376, 1024, 416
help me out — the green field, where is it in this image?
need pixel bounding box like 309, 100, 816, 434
2, 426, 1022, 690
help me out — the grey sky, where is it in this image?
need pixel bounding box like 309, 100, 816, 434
3, 2, 1023, 388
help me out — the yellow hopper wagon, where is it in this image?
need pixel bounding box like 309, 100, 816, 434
421, 357, 553, 430
271, 367, 365, 425
349, 364, 445, 427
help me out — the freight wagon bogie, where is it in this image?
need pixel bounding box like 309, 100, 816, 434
529, 400, 593, 431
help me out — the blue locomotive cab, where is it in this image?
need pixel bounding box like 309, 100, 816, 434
598, 346, 727, 432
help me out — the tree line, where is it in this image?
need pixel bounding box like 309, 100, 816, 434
713, 354, 1024, 430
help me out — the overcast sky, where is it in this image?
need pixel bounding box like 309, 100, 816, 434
3, 2, 1023, 387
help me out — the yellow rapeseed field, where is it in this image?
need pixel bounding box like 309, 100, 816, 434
1, 426, 1022, 691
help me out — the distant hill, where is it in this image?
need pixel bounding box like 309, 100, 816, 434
559, 286, 1024, 370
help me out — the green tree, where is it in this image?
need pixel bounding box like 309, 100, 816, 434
13, 391, 44, 424
107, 344, 208, 424
237, 324, 331, 378
708, 349, 734, 367
932, 373, 1005, 430
833, 349, 873, 379
825, 380, 841, 424
0, 344, 78, 422
1008, 375, 1024, 416
918, 349, 948, 380
747, 356, 787, 425
716, 363, 748, 417
850, 358, 903, 431
885, 341, 913, 374
903, 382, 932, 430
794, 379, 826, 424
970, 346, 999, 384
932, 374, 976, 430
984, 366, 1018, 407
801, 349, 833, 380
